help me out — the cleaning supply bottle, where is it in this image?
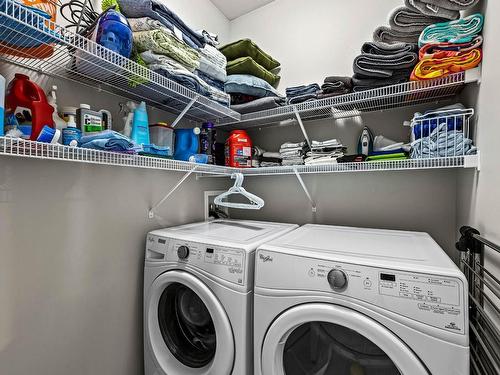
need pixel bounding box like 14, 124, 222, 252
0, 74, 5, 136
121, 101, 136, 137
62, 114, 81, 147
130, 101, 150, 145
5, 74, 54, 140
225, 130, 252, 168
46, 85, 66, 138
174, 128, 200, 161
200, 122, 216, 164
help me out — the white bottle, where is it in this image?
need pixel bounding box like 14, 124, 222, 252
122, 101, 137, 137
47, 85, 67, 140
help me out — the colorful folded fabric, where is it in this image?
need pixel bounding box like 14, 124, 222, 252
419, 35, 483, 59
410, 49, 482, 81
419, 13, 484, 47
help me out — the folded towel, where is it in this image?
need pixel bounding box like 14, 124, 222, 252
196, 70, 225, 91
79, 131, 135, 152
321, 76, 353, 96
286, 84, 321, 98
287, 93, 318, 105
411, 123, 476, 158
231, 96, 286, 114
373, 26, 422, 45
418, 35, 483, 59
281, 142, 305, 150
133, 29, 200, 71
389, 6, 447, 33
352, 70, 412, 91
118, 0, 205, 49
419, 13, 484, 47
199, 57, 227, 82
366, 153, 408, 162
353, 44, 418, 79
411, 49, 482, 80
418, 0, 480, 11
199, 44, 227, 70
405, 0, 459, 21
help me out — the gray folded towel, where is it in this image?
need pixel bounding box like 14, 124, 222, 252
373, 26, 422, 45
405, 0, 459, 20
321, 76, 353, 95
389, 6, 447, 33
352, 70, 412, 92
231, 96, 285, 114
419, 0, 480, 11
353, 42, 418, 79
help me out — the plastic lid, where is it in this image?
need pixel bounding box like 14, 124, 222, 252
80, 104, 91, 110
67, 114, 77, 128
62, 106, 77, 113
193, 127, 201, 135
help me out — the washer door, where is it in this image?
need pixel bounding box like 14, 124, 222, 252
261, 303, 429, 375
146, 270, 234, 375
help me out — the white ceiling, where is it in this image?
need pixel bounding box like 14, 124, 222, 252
210, 0, 275, 20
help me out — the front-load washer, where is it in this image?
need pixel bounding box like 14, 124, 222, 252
144, 219, 298, 375
254, 224, 469, 375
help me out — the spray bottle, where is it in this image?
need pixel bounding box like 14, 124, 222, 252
47, 85, 67, 139
121, 101, 137, 137
130, 101, 149, 145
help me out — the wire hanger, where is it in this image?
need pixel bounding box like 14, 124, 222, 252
214, 173, 265, 210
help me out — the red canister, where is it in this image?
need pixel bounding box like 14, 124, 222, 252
225, 130, 252, 168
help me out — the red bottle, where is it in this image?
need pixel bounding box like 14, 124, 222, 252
225, 130, 252, 168
5, 74, 54, 140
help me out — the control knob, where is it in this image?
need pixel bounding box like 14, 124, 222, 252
327, 269, 348, 290
177, 246, 190, 260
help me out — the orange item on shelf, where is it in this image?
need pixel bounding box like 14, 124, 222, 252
225, 130, 253, 168
411, 49, 482, 81
0, 0, 57, 59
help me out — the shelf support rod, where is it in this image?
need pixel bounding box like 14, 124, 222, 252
293, 107, 311, 149
149, 166, 198, 219
171, 95, 200, 128
294, 169, 317, 213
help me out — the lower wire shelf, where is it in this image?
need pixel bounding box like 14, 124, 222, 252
0, 137, 479, 177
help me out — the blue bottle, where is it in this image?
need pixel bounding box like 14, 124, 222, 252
174, 128, 200, 161
130, 101, 150, 145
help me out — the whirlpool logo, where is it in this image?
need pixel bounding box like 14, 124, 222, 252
259, 254, 273, 263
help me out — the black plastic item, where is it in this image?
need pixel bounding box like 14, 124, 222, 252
456, 226, 482, 254
200, 122, 216, 164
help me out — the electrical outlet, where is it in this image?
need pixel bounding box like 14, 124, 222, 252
204, 191, 229, 221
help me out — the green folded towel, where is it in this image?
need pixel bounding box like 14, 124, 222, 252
366, 153, 408, 162
220, 39, 280, 71
226, 57, 281, 87
419, 13, 484, 47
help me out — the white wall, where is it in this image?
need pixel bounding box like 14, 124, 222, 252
229, 0, 402, 91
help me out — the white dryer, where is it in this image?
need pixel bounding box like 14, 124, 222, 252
254, 224, 469, 375
144, 219, 298, 375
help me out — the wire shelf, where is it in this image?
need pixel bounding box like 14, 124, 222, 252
0, 0, 240, 124
217, 69, 481, 130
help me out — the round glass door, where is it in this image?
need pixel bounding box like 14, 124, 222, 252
158, 283, 216, 368
283, 322, 400, 375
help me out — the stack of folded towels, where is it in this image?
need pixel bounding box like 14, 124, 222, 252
219, 39, 285, 113
411, 13, 484, 81
352, 41, 419, 91
319, 77, 353, 98
304, 139, 347, 165
280, 141, 307, 166
116, 0, 230, 106
252, 147, 282, 167
285, 84, 321, 105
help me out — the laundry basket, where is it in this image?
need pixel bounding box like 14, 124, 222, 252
409, 107, 476, 159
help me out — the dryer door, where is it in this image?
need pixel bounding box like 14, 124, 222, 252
146, 270, 234, 375
261, 303, 429, 375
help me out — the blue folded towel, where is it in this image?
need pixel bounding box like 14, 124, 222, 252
79, 130, 135, 152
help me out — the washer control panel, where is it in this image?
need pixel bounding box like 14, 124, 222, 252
146, 235, 247, 286
256, 250, 466, 334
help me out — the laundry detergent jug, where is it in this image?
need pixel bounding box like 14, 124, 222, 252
225, 130, 252, 168
174, 128, 200, 161
5, 74, 54, 140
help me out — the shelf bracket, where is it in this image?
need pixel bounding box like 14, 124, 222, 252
294, 169, 317, 213
171, 95, 200, 128
293, 107, 312, 149
148, 166, 198, 219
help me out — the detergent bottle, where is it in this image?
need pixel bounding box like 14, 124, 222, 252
174, 128, 201, 161
130, 101, 150, 145
5, 74, 54, 140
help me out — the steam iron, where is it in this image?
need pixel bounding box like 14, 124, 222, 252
357, 126, 374, 156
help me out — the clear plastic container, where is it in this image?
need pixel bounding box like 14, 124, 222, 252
150, 123, 174, 155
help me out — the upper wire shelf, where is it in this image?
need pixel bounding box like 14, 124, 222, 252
0, 0, 240, 124
217, 68, 481, 130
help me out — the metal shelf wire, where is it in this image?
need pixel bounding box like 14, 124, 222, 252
0, 0, 240, 124
217, 68, 481, 130
0, 137, 479, 176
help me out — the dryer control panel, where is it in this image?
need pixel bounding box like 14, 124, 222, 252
146, 235, 248, 286
256, 250, 467, 335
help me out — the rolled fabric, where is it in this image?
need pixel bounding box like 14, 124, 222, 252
352, 70, 412, 92
389, 6, 447, 33
419, 0, 480, 11
362, 41, 418, 56
353, 49, 418, 79
410, 49, 482, 81
374, 26, 422, 45
419, 13, 484, 47
405, 0, 459, 21
419, 35, 483, 59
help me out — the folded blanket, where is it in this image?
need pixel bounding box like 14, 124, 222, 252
199, 57, 227, 82
352, 70, 412, 92
286, 84, 321, 98
405, 0, 459, 21
353, 45, 418, 79
133, 30, 200, 71
79, 131, 135, 152
419, 13, 484, 47
321, 76, 353, 96
287, 94, 318, 105
389, 6, 447, 33
411, 123, 476, 158
361, 41, 418, 56
418, 0, 480, 11
118, 0, 205, 49
410, 103, 466, 141
196, 70, 225, 91
373, 26, 422, 45
226, 57, 281, 87
411, 49, 482, 80
231, 96, 286, 114
199, 44, 227, 70
419, 35, 483, 59
367, 153, 408, 162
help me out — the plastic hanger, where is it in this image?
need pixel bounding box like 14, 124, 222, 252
214, 173, 265, 210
